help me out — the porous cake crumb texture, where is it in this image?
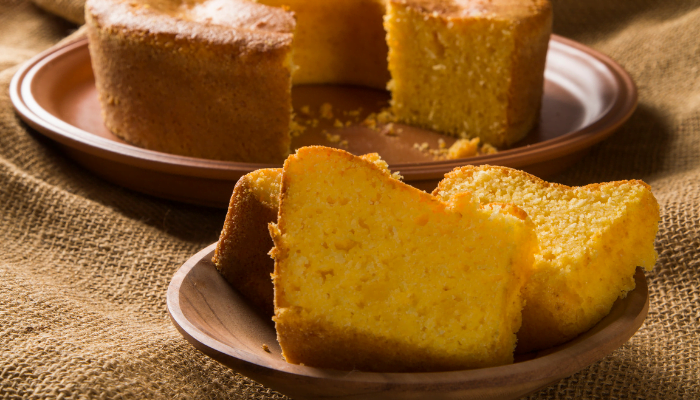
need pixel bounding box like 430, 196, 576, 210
270, 147, 538, 372
246, 168, 283, 209
435, 165, 660, 352
385, 0, 551, 147
259, 0, 390, 88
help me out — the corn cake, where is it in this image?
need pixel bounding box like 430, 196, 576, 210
385, 0, 552, 147
85, 0, 295, 162
86, 0, 389, 162
213, 154, 395, 315
88, 0, 553, 162
434, 165, 660, 352
269, 147, 538, 372
213, 168, 282, 316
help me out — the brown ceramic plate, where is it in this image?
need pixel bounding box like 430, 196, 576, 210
167, 243, 649, 400
11, 35, 636, 207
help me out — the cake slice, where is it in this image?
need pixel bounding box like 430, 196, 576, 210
213, 168, 282, 316
269, 147, 538, 372
385, 0, 552, 147
434, 165, 660, 352
213, 154, 396, 316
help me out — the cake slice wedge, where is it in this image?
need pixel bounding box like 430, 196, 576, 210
434, 165, 660, 352
269, 147, 538, 372
213, 168, 282, 317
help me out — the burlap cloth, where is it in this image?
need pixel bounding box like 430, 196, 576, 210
1, 0, 698, 398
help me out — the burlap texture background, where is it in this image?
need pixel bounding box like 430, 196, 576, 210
1, 0, 698, 398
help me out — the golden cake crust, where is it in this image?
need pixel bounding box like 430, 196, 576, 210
85, 0, 294, 163
394, 0, 551, 19
213, 169, 282, 316
434, 164, 654, 203
86, 0, 295, 50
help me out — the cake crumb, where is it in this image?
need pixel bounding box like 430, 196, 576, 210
333, 119, 344, 128
290, 118, 307, 138
413, 142, 430, 152
447, 138, 480, 159
299, 105, 312, 116
376, 109, 395, 124
320, 103, 334, 119
410, 137, 499, 160
481, 143, 498, 155
262, 344, 270, 353
362, 108, 395, 130
381, 123, 398, 136
324, 131, 341, 143
346, 108, 362, 117
361, 113, 378, 129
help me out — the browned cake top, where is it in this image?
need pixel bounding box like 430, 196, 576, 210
86, 0, 294, 52
391, 0, 551, 19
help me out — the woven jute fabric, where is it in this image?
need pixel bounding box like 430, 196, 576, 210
1, 0, 698, 398
30, 0, 84, 25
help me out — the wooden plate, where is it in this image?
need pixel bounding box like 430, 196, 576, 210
167, 243, 648, 400
10, 35, 636, 207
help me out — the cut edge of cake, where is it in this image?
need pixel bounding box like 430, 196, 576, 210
213, 168, 283, 316
433, 164, 660, 352
268, 146, 538, 372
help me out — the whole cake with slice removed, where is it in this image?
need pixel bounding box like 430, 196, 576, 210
433, 165, 660, 352
86, 0, 552, 162
268, 147, 538, 372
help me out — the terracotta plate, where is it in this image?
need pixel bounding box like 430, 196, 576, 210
10, 35, 636, 207
167, 243, 649, 400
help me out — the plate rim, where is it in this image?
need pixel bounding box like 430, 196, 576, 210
10, 34, 637, 181
167, 242, 649, 392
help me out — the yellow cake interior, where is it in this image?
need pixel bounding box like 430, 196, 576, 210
385, 0, 552, 146
245, 168, 283, 209
269, 147, 538, 372
154, 0, 391, 88
259, 0, 390, 88
434, 165, 659, 352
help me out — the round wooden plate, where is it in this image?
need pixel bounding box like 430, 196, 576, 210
10, 35, 636, 207
167, 243, 649, 400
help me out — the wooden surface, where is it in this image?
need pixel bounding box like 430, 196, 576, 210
167, 243, 649, 400
11, 35, 636, 207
